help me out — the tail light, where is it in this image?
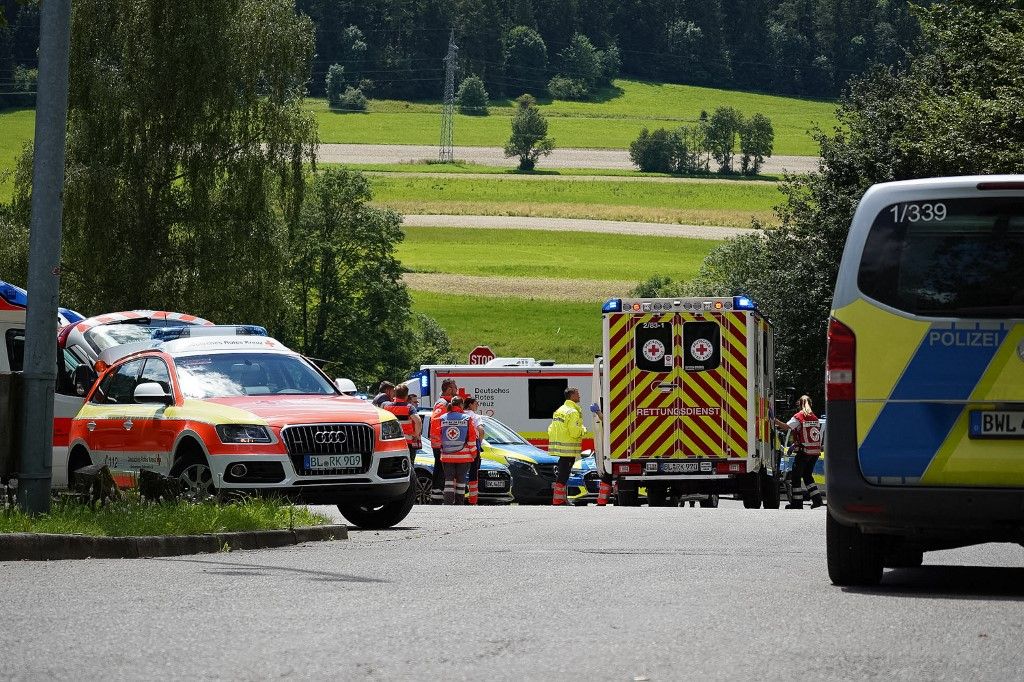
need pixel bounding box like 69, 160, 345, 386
826, 317, 855, 401
614, 461, 643, 475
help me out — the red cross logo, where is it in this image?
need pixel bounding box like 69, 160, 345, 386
691, 338, 714, 362
457, 388, 471, 400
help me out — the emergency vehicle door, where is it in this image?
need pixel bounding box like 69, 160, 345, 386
618, 313, 682, 459
89, 359, 145, 461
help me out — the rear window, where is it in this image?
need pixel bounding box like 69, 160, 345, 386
858, 197, 1024, 318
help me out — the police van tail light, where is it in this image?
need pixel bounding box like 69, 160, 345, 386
826, 317, 855, 401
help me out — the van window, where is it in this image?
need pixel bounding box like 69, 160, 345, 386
6, 329, 24, 372
528, 378, 568, 419
858, 198, 1024, 317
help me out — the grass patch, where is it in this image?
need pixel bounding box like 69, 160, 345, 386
399, 227, 716, 282
412, 290, 599, 362
338, 161, 782, 181
372, 176, 780, 227
312, 79, 835, 156
0, 496, 330, 537
0, 108, 33, 203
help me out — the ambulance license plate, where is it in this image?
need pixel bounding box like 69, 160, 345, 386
969, 411, 1024, 439
304, 454, 362, 470
660, 461, 700, 474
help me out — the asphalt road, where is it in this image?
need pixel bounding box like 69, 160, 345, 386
317, 143, 820, 175
3, 503, 1023, 680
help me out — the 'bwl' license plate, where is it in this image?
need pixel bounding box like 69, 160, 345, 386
969, 411, 1024, 439
304, 454, 362, 470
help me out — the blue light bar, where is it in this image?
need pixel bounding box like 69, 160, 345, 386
59, 308, 85, 324
0, 280, 28, 308
151, 325, 268, 342
733, 295, 756, 310
602, 298, 623, 313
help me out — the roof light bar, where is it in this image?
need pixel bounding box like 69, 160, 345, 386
151, 325, 268, 342
602, 298, 623, 313
733, 295, 756, 310
0, 281, 28, 308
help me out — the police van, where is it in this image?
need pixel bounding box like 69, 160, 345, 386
408, 360, 595, 451
592, 296, 780, 507
826, 176, 1024, 586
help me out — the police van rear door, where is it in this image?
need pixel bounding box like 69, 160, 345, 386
847, 192, 1024, 487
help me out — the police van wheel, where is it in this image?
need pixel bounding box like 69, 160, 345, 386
826, 511, 884, 586
337, 479, 416, 530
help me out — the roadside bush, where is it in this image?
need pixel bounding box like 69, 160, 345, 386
456, 75, 489, 115
546, 75, 589, 101
325, 63, 345, 107
629, 128, 680, 173
338, 86, 368, 112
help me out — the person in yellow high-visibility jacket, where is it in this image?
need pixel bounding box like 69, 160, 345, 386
548, 387, 586, 506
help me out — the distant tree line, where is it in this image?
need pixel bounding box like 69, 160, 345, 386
630, 107, 774, 175
2, 0, 921, 107
293, 0, 922, 101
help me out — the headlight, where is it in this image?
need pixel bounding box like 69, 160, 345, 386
380, 419, 405, 441
216, 424, 272, 444
506, 458, 538, 476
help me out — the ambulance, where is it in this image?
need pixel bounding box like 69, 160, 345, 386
0, 281, 213, 488
592, 296, 781, 508
408, 359, 595, 450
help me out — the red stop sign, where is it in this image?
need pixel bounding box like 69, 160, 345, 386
468, 345, 495, 365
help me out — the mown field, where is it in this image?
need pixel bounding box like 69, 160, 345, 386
373, 175, 781, 227
399, 227, 715, 282
312, 79, 835, 156
348, 162, 784, 179
412, 290, 599, 363
0, 108, 32, 203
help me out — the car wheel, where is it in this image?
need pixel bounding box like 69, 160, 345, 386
646, 484, 671, 507
698, 494, 719, 508
760, 467, 781, 509
826, 511, 884, 586
414, 468, 433, 505
337, 479, 416, 530
170, 447, 216, 499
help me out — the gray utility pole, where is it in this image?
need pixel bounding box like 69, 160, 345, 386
18, 0, 73, 514
438, 29, 458, 163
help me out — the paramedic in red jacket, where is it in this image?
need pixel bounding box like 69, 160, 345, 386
775, 395, 824, 509
429, 378, 458, 503
439, 396, 478, 505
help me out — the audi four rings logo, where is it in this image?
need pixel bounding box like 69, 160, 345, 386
314, 430, 347, 444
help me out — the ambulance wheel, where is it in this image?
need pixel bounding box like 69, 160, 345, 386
760, 468, 781, 509
646, 484, 671, 507
337, 479, 416, 530
826, 511, 883, 586
698, 494, 719, 508
741, 473, 762, 509
616, 484, 640, 507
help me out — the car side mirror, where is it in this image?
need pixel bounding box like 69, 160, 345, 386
134, 381, 173, 406
72, 363, 97, 397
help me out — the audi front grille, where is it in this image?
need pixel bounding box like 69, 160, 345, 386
281, 423, 375, 476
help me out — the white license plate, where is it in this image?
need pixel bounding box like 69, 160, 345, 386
483, 479, 507, 489
662, 461, 699, 473
304, 454, 362, 470
969, 411, 1024, 439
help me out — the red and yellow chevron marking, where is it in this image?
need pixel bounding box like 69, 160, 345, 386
606, 311, 751, 461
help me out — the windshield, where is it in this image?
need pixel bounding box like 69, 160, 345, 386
84, 324, 156, 352
859, 197, 1024, 318
480, 417, 528, 445
174, 352, 336, 398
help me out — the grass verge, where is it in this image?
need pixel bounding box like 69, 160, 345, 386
339, 162, 782, 181
411, 290, 600, 362
373, 176, 779, 227
0, 496, 330, 537
399, 227, 716, 282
